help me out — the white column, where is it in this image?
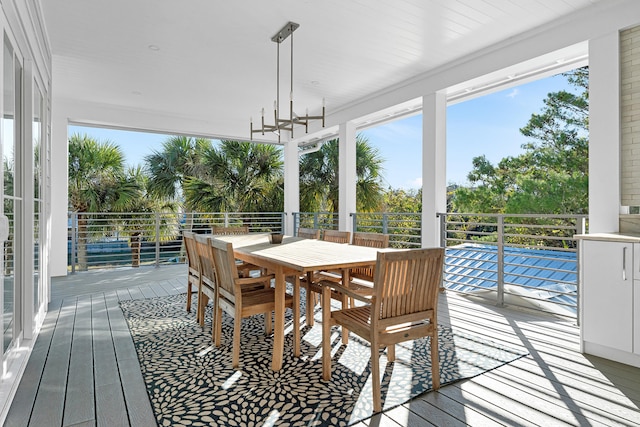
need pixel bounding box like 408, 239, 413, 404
589, 32, 620, 233
283, 140, 299, 235
422, 92, 447, 247
50, 101, 69, 277
339, 121, 357, 232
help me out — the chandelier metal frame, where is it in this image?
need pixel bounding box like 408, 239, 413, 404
250, 21, 325, 141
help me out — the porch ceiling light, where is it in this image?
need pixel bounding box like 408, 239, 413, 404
250, 22, 325, 142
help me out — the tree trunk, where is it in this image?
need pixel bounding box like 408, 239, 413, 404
130, 232, 141, 267
77, 214, 89, 271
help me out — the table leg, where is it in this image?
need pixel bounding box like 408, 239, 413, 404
293, 274, 301, 357
322, 283, 332, 381
272, 265, 285, 371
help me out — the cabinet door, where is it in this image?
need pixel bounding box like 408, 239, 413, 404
582, 240, 633, 352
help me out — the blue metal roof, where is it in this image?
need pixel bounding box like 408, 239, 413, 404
444, 243, 577, 314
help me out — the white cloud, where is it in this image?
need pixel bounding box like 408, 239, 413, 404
506, 88, 519, 98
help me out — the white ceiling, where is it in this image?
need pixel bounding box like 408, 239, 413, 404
42, 0, 611, 144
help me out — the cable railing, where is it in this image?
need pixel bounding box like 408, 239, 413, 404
350, 212, 421, 248
438, 212, 587, 319
67, 210, 586, 319
67, 211, 285, 272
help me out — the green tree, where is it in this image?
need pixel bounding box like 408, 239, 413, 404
119, 165, 180, 267
144, 136, 211, 208
299, 134, 385, 213
68, 134, 139, 270
451, 67, 589, 215
183, 140, 284, 213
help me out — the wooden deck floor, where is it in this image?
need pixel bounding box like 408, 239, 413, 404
4, 264, 640, 426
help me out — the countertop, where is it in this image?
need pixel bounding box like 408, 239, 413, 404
574, 232, 640, 243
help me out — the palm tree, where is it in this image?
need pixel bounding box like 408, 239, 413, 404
299, 134, 385, 213
68, 134, 139, 270
144, 136, 211, 208
119, 166, 180, 267
183, 140, 284, 213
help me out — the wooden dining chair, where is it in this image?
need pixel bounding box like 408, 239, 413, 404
323, 247, 444, 413
322, 229, 351, 244
209, 237, 297, 368
182, 231, 201, 313
348, 232, 390, 285
194, 234, 218, 329
300, 229, 351, 326
297, 227, 320, 239
212, 225, 260, 277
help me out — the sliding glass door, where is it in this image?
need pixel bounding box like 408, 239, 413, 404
2, 34, 23, 355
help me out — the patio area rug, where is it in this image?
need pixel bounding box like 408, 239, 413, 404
120, 293, 528, 427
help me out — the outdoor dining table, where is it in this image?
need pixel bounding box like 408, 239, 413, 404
212, 233, 382, 372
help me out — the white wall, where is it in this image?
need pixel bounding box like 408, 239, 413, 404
589, 31, 622, 233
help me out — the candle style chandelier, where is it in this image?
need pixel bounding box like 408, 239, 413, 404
250, 22, 325, 141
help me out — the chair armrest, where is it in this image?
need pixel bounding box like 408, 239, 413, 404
319, 279, 371, 303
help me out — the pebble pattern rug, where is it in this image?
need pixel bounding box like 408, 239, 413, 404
120, 293, 528, 426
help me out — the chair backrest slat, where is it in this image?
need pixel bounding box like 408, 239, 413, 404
352, 232, 389, 248
351, 232, 389, 280
322, 230, 351, 244
183, 231, 199, 271
297, 227, 320, 239
194, 234, 216, 286
373, 248, 444, 321
212, 225, 249, 235
210, 238, 239, 300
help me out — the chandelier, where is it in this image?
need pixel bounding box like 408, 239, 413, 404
250, 22, 325, 141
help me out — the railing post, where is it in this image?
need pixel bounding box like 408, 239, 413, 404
281, 212, 286, 233
70, 212, 77, 274
438, 213, 446, 247
224, 212, 229, 227
155, 212, 161, 267
313, 213, 319, 229
351, 213, 357, 233
382, 213, 388, 234
575, 215, 585, 326
497, 215, 505, 307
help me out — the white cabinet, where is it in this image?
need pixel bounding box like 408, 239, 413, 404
580, 237, 640, 367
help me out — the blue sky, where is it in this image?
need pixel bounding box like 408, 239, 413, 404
69, 73, 574, 189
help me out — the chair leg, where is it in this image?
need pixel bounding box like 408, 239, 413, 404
341, 293, 349, 345
265, 311, 272, 335
430, 330, 440, 390
214, 306, 223, 347
305, 273, 315, 327
186, 282, 192, 312
232, 314, 242, 368
198, 294, 209, 327
371, 336, 382, 413
387, 344, 395, 362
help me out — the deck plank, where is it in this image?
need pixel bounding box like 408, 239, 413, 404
91, 294, 128, 426
63, 295, 95, 426
28, 300, 76, 426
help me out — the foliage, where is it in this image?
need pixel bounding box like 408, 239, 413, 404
381, 188, 421, 213
144, 136, 210, 210
182, 140, 284, 212
68, 134, 139, 213
450, 67, 589, 215
299, 134, 385, 212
